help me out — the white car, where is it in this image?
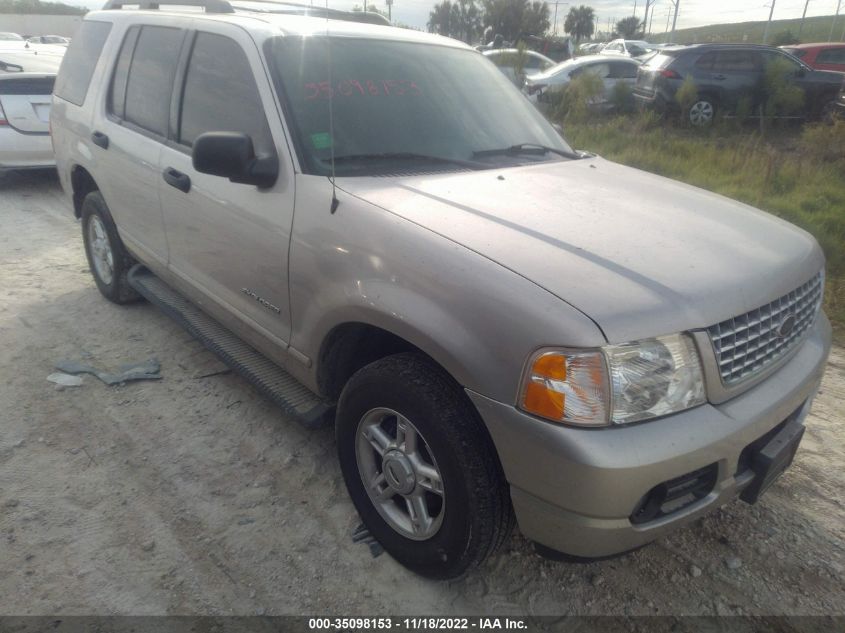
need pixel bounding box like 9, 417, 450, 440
0, 32, 28, 49
524, 54, 640, 110
483, 48, 555, 86
27, 35, 71, 46
0, 51, 61, 170
601, 39, 654, 59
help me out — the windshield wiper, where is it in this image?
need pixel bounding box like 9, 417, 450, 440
472, 143, 580, 160
329, 152, 484, 170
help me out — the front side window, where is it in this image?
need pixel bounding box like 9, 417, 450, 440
54, 20, 112, 106
266, 37, 574, 176
123, 25, 183, 137
178, 32, 273, 156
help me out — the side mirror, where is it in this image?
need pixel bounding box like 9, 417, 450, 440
192, 132, 278, 188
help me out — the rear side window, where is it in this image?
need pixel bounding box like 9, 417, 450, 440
178, 32, 273, 156
54, 20, 112, 106
123, 25, 183, 137
0, 76, 55, 95
817, 48, 845, 64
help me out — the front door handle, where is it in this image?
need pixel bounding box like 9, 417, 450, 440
91, 131, 109, 149
712, 74, 727, 81
163, 167, 191, 193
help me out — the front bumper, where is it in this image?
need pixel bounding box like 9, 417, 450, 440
468, 313, 832, 558
0, 129, 55, 170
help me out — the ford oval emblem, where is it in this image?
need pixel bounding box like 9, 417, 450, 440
777, 313, 797, 338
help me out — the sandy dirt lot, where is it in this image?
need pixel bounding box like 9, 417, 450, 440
1, 169, 844, 617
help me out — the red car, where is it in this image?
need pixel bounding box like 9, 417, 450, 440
781, 43, 845, 73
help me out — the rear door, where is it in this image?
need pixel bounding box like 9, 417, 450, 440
158, 25, 295, 346
0, 75, 53, 134
96, 23, 185, 267
693, 49, 761, 111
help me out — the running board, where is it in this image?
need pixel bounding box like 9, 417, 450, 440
128, 265, 333, 428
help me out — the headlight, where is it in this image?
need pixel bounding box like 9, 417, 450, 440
604, 333, 706, 424
519, 333, 705, 427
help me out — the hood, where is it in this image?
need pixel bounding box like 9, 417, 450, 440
338, 157, 823, 344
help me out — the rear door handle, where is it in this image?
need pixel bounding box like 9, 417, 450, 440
163, 167, 191, 193
712, 74, 727, 81
91, 131, 109, 149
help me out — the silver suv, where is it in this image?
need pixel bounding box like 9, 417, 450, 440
51, 0, 832, 579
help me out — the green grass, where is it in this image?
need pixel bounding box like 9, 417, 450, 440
650, 14, 845, 45
563, 115, 845, 334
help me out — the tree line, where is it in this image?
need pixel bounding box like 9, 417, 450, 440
427, 1, 657, 45
0, 0, 85, 14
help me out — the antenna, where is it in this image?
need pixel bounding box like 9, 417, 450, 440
325, 0, 339, 214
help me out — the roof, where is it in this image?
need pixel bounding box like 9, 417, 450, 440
96, 0, 468, 48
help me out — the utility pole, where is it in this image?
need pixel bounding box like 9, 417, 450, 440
830, 0, 842, 42
386, 0, 392, 21
798, 0, 810, 38
670, 0, 679, 42
762, 0, 776, 45
550, 1, 569, 35
633, 0, 638, 18
643, 0, 656, 37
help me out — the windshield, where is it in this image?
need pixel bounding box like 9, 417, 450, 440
0, 32, 24, 41
266, 36, 574, 176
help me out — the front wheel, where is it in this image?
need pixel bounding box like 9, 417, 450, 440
336, 353, 513, 579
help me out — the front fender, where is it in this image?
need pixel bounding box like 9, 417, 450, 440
289, 176, 605, 404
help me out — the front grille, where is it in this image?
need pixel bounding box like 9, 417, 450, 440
708, 272, 823, 385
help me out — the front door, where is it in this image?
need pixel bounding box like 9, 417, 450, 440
158, 26, 296, 347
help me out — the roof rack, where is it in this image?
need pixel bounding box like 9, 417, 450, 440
101, 0, 391, 24
102, 0, 235, 13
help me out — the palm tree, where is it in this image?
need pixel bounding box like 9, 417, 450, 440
615, 15, 644, 39
563, 5, 595, 44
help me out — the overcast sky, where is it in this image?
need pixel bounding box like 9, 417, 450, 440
71, 0, 843, 35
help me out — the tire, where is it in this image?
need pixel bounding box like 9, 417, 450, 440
80, 190, 141, 304
688, 98, 716, 127
336, 353, 513, 579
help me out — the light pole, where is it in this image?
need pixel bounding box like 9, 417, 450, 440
762, 0, 776, 45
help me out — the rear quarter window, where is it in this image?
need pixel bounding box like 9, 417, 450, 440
54, 20, 112, 106
643, 53, 675, 69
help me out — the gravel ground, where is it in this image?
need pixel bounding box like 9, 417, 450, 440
1, 169, 844, 617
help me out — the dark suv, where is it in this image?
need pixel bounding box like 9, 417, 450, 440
634, 44, 845, 125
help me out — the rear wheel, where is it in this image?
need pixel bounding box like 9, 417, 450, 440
336, 353, 513, 579
688, 98, 716, 126
81, 191, 140, 304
